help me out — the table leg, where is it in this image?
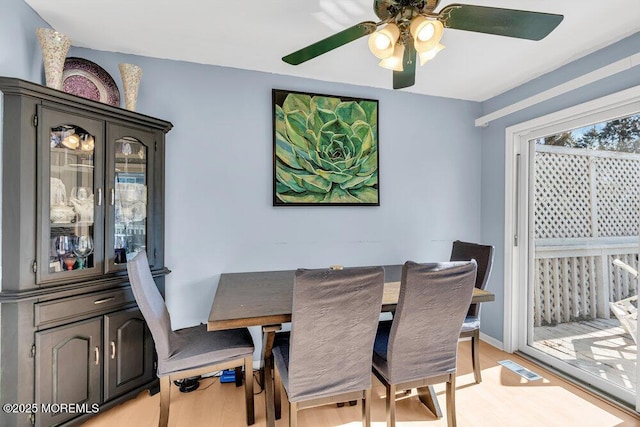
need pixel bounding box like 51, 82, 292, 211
417, 385, 443, 418
262, 325, 281, 427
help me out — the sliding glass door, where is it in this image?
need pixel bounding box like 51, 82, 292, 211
516, 111, 640, 408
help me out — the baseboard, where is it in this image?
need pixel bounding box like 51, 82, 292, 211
479, 332, 504, 351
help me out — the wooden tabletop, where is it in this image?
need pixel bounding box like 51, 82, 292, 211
208, 266, 495, 331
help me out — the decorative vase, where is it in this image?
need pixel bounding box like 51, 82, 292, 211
36, 28, 71, 90
118, 63, 143, 111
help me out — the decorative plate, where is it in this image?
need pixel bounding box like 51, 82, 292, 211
62, 57, 120, 106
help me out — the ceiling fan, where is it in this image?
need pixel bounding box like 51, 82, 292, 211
282, 0, 564, 89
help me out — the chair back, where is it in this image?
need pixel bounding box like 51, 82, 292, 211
127, 251, 172, 361
385, 261, 476, 384
287, 266, 385, 401
450, 240, 494, 317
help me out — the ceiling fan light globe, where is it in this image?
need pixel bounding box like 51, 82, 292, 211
417, 24, 435, 42
410, 15, 427, 37
368, 23, 400, 59
375, 36, 390, 50
378, 43, 404, 72
369, 33, 392, 58
412, 18, 444, 53
410, 15, 436, 42
418, 43, 445, 66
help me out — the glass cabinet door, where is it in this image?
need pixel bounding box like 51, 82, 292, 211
38, 107, 105, 284
106, 124, 154, 273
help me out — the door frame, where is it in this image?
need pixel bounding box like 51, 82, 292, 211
503, 85, 640, 408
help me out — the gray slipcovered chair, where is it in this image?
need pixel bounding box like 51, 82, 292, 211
272, 266, 385, 427
127, 252, 255, 427
450, 240, 494, 383
372, 261, 476, 427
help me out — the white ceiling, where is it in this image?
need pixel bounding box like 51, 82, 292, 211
25, 0, 640, 101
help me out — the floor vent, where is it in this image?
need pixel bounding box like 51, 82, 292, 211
498, 360, 542, 381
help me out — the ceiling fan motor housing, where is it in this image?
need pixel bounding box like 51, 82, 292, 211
374, 0, 439, 20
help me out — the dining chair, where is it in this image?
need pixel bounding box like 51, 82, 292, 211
450, 240, 495, 383
127, 252, 255, 427
272, 266, 385, 427
372, 261, 476, 427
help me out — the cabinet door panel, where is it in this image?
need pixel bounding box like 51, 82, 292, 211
104, 308, 155, 401
37, 105, 105, 284
105, 124, 155, 272
35, 318, 102, 427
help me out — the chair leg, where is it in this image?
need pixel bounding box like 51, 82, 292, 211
471, 329, 482, 383
417, 385, 442, 418
244, 356, 255, 425
159, 376, 171, 427
289, 401, 298, 427
386, 383, 396, 427
274, 361, 282, 420
235, 365, 243, 387
446, 374, 457, 427
362, 388, 371, 427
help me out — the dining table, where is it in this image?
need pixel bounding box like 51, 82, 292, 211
207, 265, 495, 427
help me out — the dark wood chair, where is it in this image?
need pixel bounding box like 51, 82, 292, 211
372, 261, 477, 427
272, 266, 385, 427
450, 240, 495, 383
127, 252, 255, 427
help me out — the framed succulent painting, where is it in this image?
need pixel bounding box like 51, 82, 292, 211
272, 89, 379, 206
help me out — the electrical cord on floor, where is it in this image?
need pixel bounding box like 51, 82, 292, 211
200, 371, 222, 380
193, 375, 219, 392
173, 376, 202, 392
175, 369, 264, 395
174, 371, 221, 393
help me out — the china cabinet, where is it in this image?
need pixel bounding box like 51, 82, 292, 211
0, 77, 172, 426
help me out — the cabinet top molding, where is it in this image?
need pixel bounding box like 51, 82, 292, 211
0, 76, 173, 133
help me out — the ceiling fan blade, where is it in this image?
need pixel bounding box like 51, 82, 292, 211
282, 21, 378, 65
393, 43, 416, 90
439, 4, 563, 41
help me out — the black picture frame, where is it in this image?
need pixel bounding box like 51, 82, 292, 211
272, 89, 380, 206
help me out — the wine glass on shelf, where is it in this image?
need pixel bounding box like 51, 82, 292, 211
73, 235, 94, 269
62, 254, 77, 271
54, 235, 72, 271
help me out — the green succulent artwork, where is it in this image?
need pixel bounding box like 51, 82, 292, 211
273, 90, 379, 205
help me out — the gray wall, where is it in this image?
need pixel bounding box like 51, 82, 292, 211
3, 0, 483, 336
0, 0, 47, 80
74, 49, 482, 330
479, 31, 640, 342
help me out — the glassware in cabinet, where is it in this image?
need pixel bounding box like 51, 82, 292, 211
106, 124, 155, 272
37, 106, 105, 284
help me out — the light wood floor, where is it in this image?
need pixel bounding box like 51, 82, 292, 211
534, 318, 637, 391
82, 341, 640, 427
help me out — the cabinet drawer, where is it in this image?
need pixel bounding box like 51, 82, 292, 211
35, 288, 136, 327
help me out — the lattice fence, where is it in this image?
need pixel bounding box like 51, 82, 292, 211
533, 145, 640, 326
535, 148, 591, 239
534, 145, 640, 240
596, 157, 640, 237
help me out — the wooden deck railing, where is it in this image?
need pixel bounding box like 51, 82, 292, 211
534, 238, 639, 326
